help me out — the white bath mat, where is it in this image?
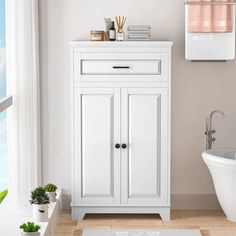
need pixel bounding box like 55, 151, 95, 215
82, 229, 201, 236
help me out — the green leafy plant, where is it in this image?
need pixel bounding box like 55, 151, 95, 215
20, 222, 41, 232
30, 187, 50, 205
44, 183, 57, 192
0, 189, 8, 204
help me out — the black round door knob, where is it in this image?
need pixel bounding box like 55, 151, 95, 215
115, 143, 120, 149
122, 144, 127, 149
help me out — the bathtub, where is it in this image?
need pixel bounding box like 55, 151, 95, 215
202, 149, 236, 222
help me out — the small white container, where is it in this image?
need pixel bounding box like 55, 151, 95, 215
32, 204, 48, 222
21, 232, 40, 235
46, 191, 57, 202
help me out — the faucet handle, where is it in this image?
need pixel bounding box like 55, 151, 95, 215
205, 130, 216, 135
208, 137, 216, 142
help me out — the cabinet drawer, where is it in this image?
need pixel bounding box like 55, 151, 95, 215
73, 52, 169, 82
82, 60, 161, 75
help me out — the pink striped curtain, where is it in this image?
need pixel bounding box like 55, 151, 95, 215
188, 0, 233, 32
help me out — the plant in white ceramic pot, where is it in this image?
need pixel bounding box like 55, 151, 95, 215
20, 222, 41, 235
44, 183, 57, 203
30, 187, 50, 222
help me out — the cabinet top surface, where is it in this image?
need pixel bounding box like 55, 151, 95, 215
70, 41, 173, 48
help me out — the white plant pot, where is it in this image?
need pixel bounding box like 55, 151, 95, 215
46, 191, 57, 202
21, 232, 40, 235
32, 204, 48, 222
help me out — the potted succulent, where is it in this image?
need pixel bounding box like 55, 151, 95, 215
20, 222, 41, 235
44, 183, 57, 202
30, 187, 50, 222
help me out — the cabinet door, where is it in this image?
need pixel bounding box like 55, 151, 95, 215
73, 88, 121, 205
121, 88, 169, 206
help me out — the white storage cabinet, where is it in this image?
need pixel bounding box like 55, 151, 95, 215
71, 41, 173, 221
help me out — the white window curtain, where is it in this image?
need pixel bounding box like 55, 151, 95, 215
6, 0, 41, 211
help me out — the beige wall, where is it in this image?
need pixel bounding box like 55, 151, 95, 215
39, 0, 236, 209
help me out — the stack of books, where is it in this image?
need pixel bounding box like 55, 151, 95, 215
127, 25, 151, 41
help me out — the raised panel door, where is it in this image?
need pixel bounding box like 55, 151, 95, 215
121, 88, 169, 206
73, 87, 120, 205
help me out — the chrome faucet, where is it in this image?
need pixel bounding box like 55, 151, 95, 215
205, 110, 225, 150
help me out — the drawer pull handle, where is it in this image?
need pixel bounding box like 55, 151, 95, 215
113, 66, 130, 69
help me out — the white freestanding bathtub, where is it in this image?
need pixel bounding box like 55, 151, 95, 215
202, 149, 236, 222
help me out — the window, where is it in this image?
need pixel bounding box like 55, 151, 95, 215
0, 0, 8, 204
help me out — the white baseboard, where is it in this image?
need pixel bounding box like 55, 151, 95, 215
172, 194, 221, 210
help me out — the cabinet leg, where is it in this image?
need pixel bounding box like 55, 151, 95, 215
77, 211, 86, 220
72, 208, 86, 220
159, 208, 171, 221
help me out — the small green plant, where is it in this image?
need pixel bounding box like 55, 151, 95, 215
20, 222, 41, 232
44, 183, 57, 192
30, 187, 50, 205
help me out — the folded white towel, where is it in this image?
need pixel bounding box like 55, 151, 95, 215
127, 32, 151, 37
127, 33, 151, 40
127, 31, 151, 35
127, 25, 151, 32
127, 38, 151, 41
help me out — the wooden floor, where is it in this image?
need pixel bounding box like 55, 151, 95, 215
54, 210, 236, 236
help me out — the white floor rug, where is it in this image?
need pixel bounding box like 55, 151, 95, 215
82, 229, 202, 236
